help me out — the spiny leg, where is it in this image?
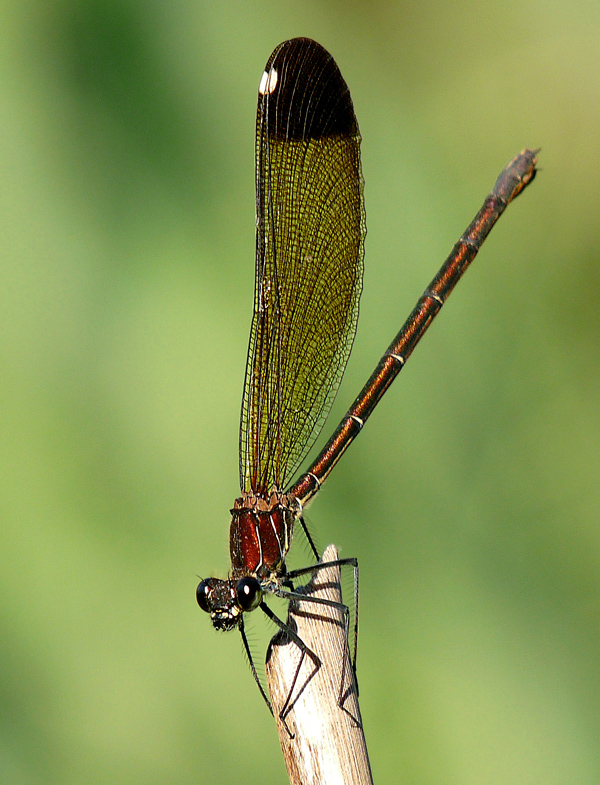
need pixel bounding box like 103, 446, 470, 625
287, 557, 359, 676
260, 601, 321, 738
239, 615, 273, 715
298, 514, 320, 561
277, 558, 360, 719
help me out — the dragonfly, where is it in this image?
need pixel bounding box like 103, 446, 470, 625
196, 36, 538, 728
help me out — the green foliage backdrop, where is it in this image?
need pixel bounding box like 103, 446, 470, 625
2, 2, 599, 783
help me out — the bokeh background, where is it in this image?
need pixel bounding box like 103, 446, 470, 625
2, 1, 599, 783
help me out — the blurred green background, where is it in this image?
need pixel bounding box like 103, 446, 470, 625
2, 1, 599, 783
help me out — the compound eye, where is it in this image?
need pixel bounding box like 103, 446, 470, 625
236, 577, 262, 612
196, 580, 211, 613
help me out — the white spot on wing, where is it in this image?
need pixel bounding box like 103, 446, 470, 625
259, 67, 278, 95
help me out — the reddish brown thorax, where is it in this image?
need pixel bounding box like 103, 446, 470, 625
229, 491, 298, 580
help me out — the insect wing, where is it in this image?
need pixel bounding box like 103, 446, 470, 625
240, 38, 365, 494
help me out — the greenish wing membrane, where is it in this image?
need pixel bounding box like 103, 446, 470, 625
240, 39, 365, 495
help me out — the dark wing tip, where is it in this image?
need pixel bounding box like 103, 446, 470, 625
258, 38, 358, 141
